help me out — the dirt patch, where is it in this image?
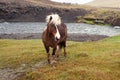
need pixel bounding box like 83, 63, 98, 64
0, 60, 47, 80
0, 67, 27, 80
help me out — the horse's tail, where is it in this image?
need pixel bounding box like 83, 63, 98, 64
46, 14, 61, 25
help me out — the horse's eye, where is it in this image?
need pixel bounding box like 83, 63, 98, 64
53, 26, 56, 29
52, 25, 56, 29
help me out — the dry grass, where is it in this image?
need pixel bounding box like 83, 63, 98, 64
86, 0, 120, 8
0, 0, 94, 10
0, 35, 120, 80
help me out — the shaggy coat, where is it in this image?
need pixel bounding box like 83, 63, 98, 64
42, 14, 67, 64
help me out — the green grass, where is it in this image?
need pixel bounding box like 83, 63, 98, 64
0, 36, 120, 80
0, 40, 45, 69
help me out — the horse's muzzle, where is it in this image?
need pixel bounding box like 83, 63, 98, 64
55, 37, 60, 41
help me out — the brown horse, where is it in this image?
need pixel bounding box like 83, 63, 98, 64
42, 14, 67, 65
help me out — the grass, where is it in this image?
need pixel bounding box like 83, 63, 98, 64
0, 35, 120, 80
0, 39, 45, 68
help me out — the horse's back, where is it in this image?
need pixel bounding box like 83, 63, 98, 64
58, 23, 67, 43
60, 23, 67, 37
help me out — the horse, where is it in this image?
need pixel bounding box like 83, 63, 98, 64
42, 14, 67, 65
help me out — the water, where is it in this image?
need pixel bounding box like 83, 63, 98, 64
0, 22, 120, 36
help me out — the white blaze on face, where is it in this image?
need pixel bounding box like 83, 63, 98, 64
46, 13, 61, 40
55, 25, 60, 40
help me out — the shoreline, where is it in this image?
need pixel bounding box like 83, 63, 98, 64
0, 33, 108, 42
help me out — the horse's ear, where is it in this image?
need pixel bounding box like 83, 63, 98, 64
50, 16, 52, 22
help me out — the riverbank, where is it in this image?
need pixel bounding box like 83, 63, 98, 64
0, 33, 108, 42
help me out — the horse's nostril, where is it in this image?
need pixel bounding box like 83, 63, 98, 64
56, 37, 59, 41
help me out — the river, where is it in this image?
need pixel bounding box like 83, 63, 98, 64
0, 22, 120, 36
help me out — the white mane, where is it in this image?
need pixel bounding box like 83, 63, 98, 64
46, 14, 61, 25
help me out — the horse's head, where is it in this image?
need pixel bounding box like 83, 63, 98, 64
46, 14, 61, 41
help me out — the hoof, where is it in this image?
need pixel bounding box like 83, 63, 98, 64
64, 54, 67, 57
48, 59, 51, 64
51, 60, 57, 67
64, 52, 67, 57
56, 54, 59, 58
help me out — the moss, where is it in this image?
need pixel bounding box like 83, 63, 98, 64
83, 19, 95, 24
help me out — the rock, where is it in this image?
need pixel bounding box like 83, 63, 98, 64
114, 26, 120, 29
112, 18, 120, 26
105, 17, 120, 26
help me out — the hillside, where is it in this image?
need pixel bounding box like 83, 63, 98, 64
0, 0, 120, 25
86, 0, 120, 8
0, 0, 84, 8
0, 0, 89, 22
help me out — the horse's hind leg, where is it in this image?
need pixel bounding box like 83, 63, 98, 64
45, 46, 50, 64
63, 41, 67, 57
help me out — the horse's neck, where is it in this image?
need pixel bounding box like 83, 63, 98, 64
45, 28, 49, 37
45, 25, 51, 39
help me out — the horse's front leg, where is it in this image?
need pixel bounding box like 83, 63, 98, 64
45, 46, 50, 64
52, 47, 57, 60
51, 47, 57, 66
56, 45, 60, 59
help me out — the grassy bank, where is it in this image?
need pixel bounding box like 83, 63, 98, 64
0, 35, 120, 80
77, 8, 120, 26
